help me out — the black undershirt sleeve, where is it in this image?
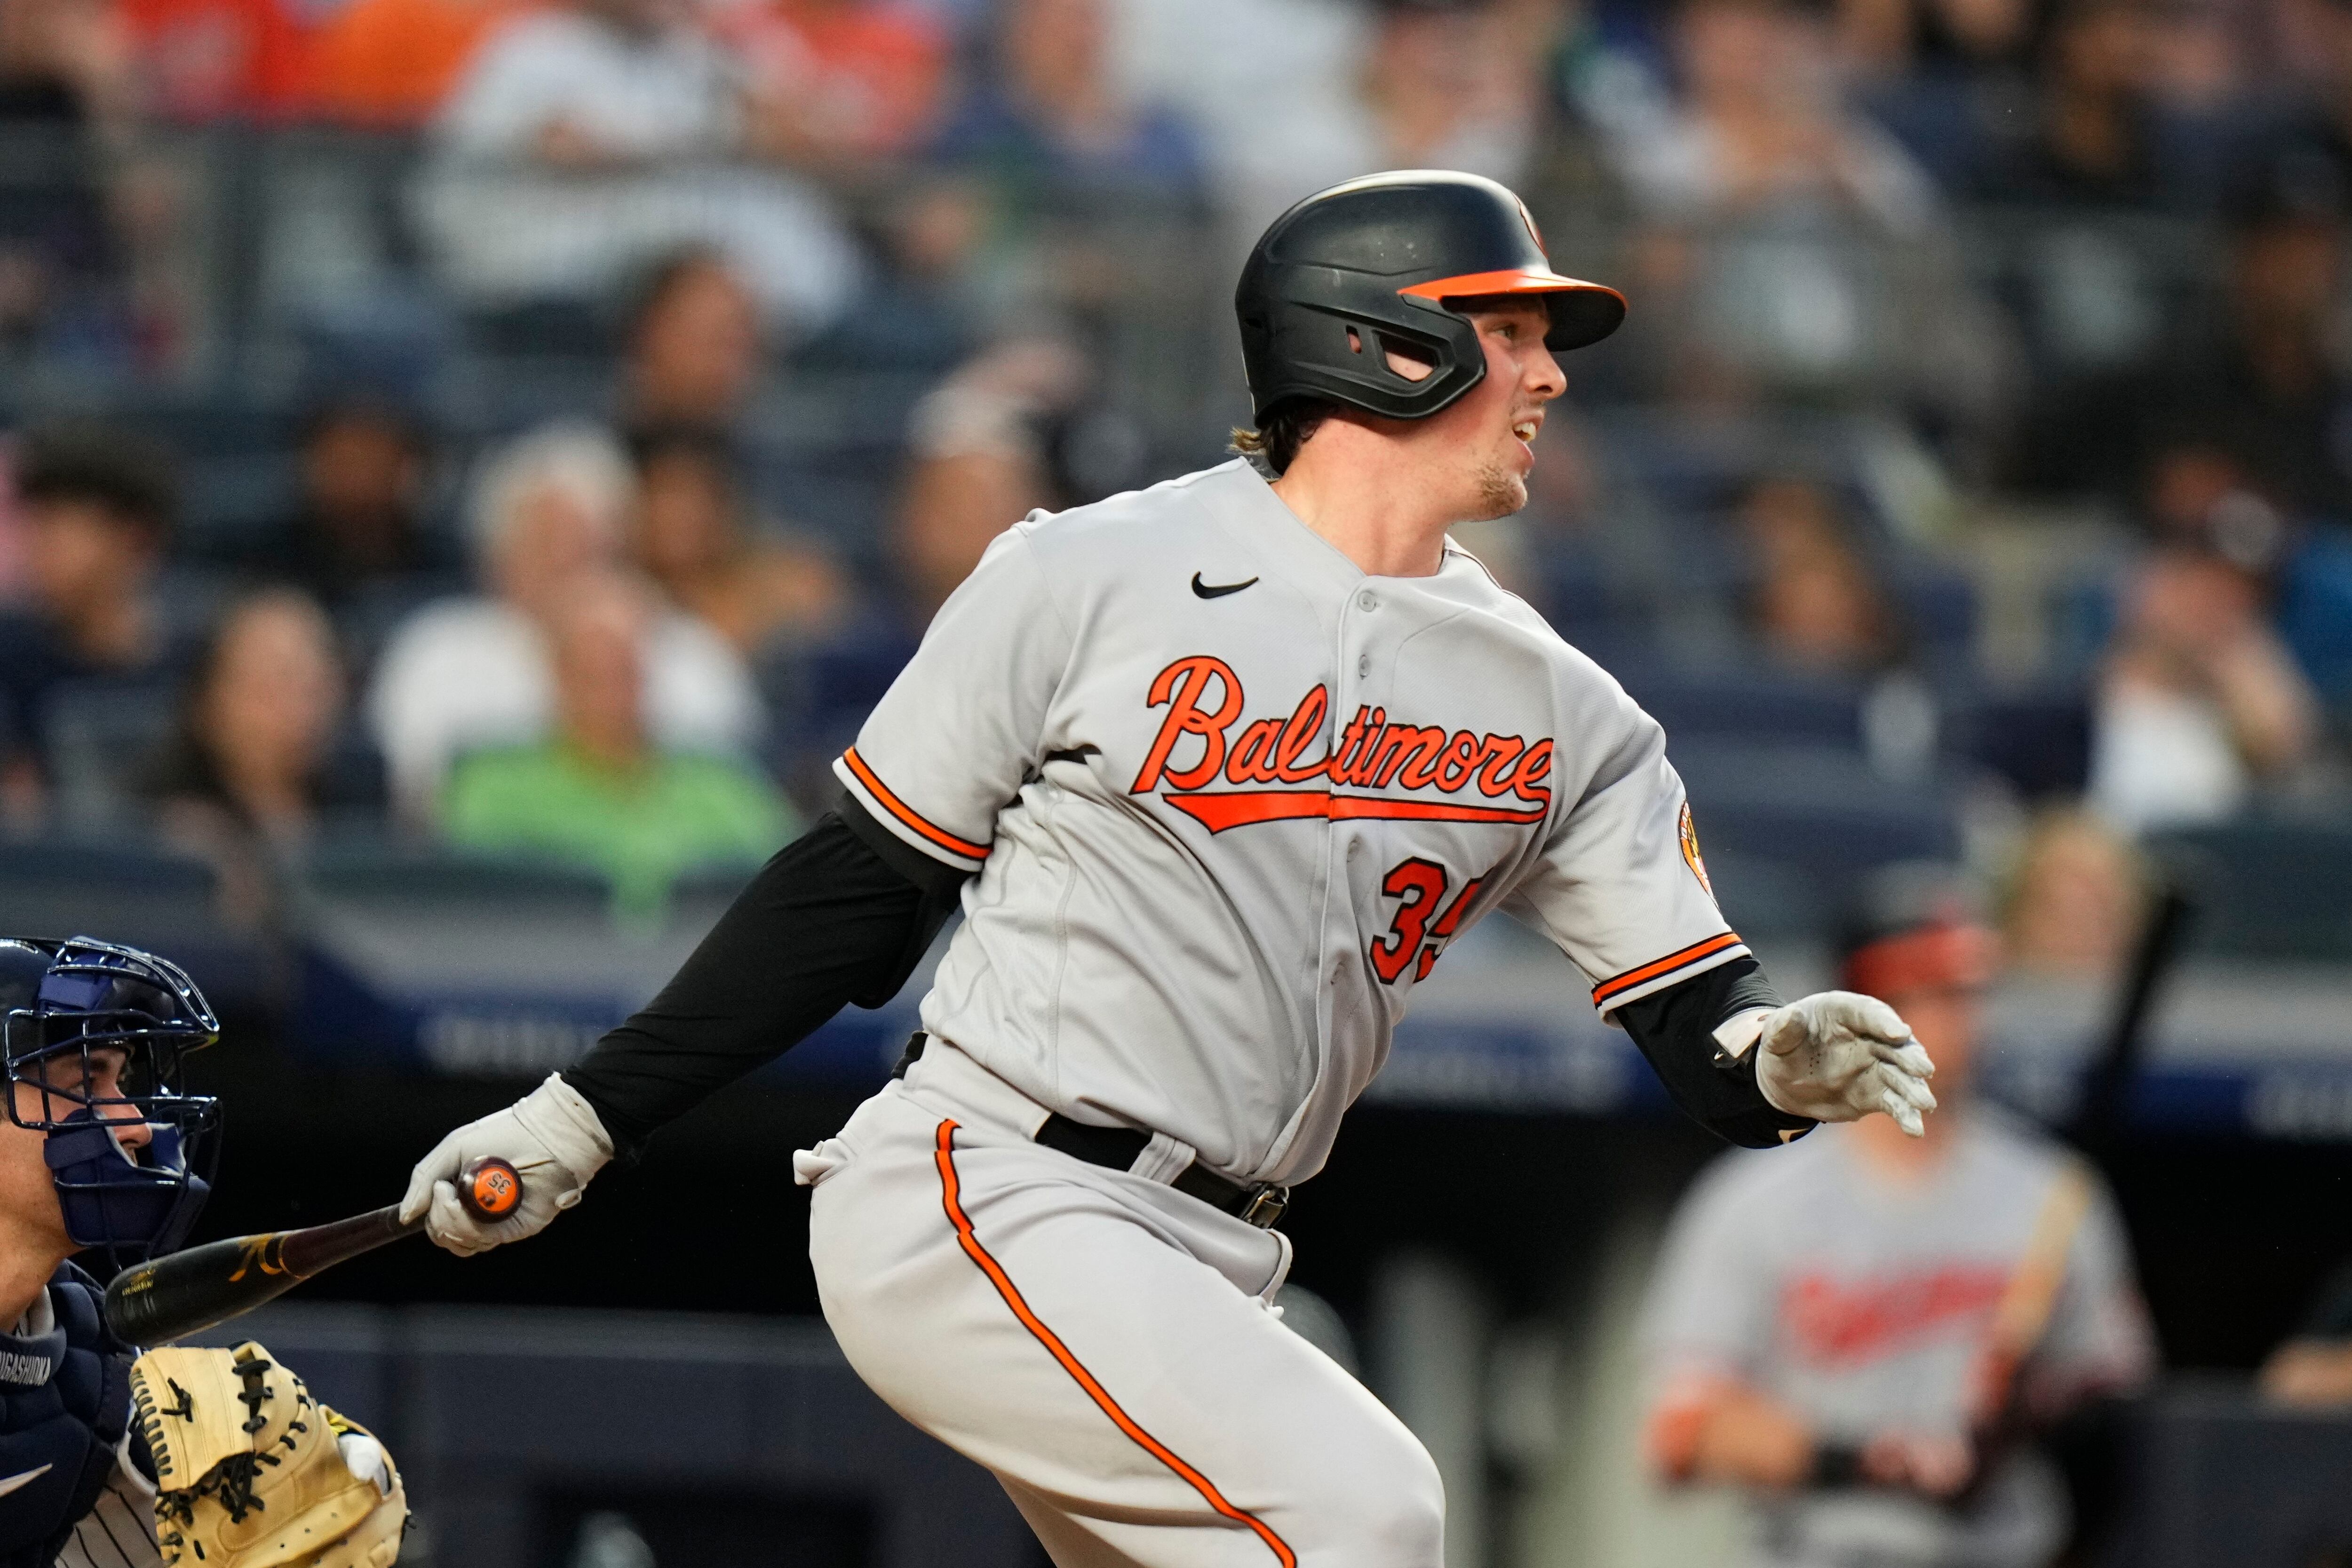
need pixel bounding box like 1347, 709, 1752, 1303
1613, 956, 1817, 1149
562, 792, 969, 1161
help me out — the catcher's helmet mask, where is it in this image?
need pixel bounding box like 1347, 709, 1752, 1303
1, 936, 220, 1270
1235, 169, 1626, 427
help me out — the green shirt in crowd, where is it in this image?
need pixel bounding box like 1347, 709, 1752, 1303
443, 743, 797, 920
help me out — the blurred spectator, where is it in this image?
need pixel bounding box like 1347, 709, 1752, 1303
2087, 455, 2323, 833
2137, 0, 2244, 122
2179, 165, 2352, 517
933, 0, 1201, 187
2245, 0, 2352, 201
1602, 0, 1938, 231
1585, 0, 2006, 424
0, 422, 182, 822
1644, 868, 2155, 1568
1967, 0, 2181, 210
306, 0, 528, 127
628, 428, 844, 657
241, 398, 459, 615
1100, 0, 1376, 240
0, 0, 131, 131
895, 337, 1081, 617
442, 567, 794, 920
1359, 0, 1541, 186
1752, 537, 1902, 673
437, 0, 731, 166
768, 339, 1081, 789
2030, 153, 2352, 511
2259, 1262, 2352, 1407
2136, 439, 2352, 706
620, 249, 762, 438
1836, 0, 2036, 80
365, 422, 761, 822
419, 0, 861, 331
714, 0, 948, 166
1738, 476, 1903, 673
118, 0, 304, 120
2002, 807, 2146, 980
0, 0, 135, 357
137, 588, 380, 923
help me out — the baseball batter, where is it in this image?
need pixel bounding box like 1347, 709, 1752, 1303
403, 170, 1940, 1567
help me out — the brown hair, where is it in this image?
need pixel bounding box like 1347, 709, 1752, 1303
1230, 400, 1336, 477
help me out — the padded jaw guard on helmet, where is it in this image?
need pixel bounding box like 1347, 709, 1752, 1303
1235, 169, 1627, 424
2, 936, 220, 1269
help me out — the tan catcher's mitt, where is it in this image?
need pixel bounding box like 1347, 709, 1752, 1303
127, 1341, 406, 1568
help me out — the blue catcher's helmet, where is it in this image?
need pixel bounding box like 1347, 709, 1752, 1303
0, 937, 219, 1271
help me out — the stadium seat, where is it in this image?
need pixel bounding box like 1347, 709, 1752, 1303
1615, 664, 1867, 749
0, 835, 268, 1004
1669, 739, 1963, 907
39, 679, 181, 825
296, 838, 613, 909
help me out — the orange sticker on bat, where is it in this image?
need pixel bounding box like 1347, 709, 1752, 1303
466, 1162, 520, 1218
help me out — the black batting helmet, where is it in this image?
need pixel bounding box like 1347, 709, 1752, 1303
1234, 169, 1626, 424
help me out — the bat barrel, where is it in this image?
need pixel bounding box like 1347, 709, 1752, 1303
105, 1206, 414, 1346
106, 1234, 301, 1345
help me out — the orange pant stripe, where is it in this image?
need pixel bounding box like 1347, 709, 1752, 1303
931, 1119, 1299, 1568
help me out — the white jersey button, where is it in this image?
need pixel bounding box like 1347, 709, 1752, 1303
1357, 653, 1371, 677
1358, 590, 1379, 612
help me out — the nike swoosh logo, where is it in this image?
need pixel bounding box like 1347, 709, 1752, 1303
0, 1464, 53, 1498
1191, 573, 1259, 599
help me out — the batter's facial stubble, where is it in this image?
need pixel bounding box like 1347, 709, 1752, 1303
1470, 455, 1528, 521
1440, 301, 1561, 524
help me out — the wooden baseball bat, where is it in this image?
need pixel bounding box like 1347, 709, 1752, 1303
103, 1156, 523, 1346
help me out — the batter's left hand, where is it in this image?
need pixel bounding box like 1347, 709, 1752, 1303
1754, 991, 1938, 1136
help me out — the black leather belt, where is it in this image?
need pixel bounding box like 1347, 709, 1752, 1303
895, 1033, 1289, 1228
1034, 1114, 1290, 1229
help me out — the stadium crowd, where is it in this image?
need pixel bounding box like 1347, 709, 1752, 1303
0, 3, 2347, 1563
0, 0, 2348, 933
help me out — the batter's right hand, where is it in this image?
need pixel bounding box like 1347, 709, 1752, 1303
399, 1073, 613, 1255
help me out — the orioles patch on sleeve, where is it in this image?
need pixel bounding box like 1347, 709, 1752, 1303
1678, 801, 1714, 900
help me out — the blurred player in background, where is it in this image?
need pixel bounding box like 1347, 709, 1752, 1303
1643, 868, 2156, 1568
0, 937, 403, 1568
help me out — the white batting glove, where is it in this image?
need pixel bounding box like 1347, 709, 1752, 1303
398, 1073, 613, 1255
1751, 991, 1939, 1136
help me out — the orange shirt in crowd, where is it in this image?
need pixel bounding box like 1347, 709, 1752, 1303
305, 0, 532, 127
711, 0, 945, 158
120, 0, 308, 120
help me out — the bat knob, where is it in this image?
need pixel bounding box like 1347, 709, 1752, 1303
457, 1156, 523, 1222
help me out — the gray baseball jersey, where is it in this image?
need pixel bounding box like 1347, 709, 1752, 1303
834, 458, 1740, 1186
1644, 1111, 2155, 1567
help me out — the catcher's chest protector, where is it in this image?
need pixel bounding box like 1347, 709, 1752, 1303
0, 1265, 133, 1568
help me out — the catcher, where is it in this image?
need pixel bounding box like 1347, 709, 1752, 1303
0, 936, 405, 1568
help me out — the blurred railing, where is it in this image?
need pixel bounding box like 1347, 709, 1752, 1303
5, 802, 2348, 1136
0, 123, 2224, 430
